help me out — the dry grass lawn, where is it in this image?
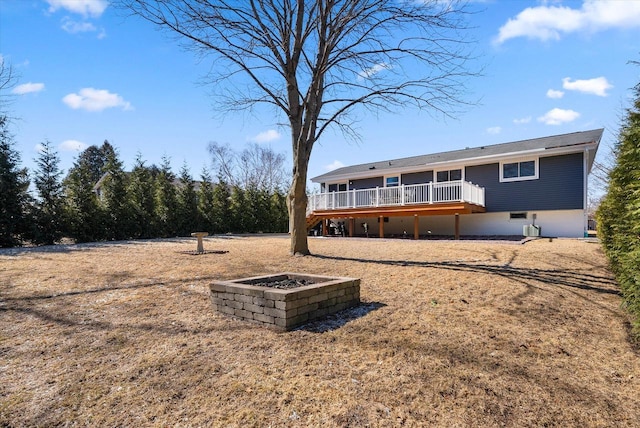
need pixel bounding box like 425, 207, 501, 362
1, 236, 638, 427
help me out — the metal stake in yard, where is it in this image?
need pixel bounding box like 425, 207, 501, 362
191, 232, 209, 254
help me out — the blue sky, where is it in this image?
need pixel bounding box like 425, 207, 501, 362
1, 0, 639, 188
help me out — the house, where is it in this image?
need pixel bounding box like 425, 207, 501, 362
307, 128, 603, 239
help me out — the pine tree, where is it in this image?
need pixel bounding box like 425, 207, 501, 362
176, 162, 199, 236
197, 167, 216, 233
269, 189, 289, 233
155, 155, 178, 237
243, 185, 271, 233
64, 157, 105, 243
0, 115, 31, 247
212, 178, 232, 233
32, 141, 66, 245
101, 150, 132, 240
597, 65, 640, 333
229, 185, 247, 233
128, 153, 157, 238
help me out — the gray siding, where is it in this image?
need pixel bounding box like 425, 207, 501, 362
465, 153, 584, 212
349, 176, 383, 189
402, 171, 433, 185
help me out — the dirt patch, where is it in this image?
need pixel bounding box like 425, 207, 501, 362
1, 236, 638, 427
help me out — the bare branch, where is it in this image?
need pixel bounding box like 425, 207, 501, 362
118, 0, 480, 254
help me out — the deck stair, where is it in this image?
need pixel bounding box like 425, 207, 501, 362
306, 213, 321, 231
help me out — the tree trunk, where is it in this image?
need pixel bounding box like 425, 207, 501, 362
287, 142, 310, 255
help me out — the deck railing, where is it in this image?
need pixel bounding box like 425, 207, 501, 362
308, 181, 485, 213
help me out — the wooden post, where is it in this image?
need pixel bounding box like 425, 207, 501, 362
454, 213, 460, 240
379, 216, 384, 238
413, 215, 419, 240
349, 218, 354, 237
323, 218, 329, 236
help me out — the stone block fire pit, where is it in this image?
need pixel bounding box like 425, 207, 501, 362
209, 273, 360, 330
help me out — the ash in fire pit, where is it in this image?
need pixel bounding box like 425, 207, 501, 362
250, 278, 316, 289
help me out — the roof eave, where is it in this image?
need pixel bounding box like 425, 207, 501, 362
312, 141, 600, 184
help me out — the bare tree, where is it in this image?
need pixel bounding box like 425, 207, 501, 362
208, 141, 237, 185
121, 0, 478, 254
0, 57, 19, 116
208, 141, 288, 191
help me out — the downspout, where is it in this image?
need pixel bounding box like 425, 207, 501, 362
583, 148, 589, 237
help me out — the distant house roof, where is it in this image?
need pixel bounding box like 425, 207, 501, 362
311, 128, 603, 183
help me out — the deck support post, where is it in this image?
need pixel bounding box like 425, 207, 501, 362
413, 215, 419, 240
349, 218, 355, 237
454, 213, 460, 240
323, 218, 329, 237
379, 216, 384, 238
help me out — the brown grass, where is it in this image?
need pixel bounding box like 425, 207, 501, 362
1, 236, 638, 427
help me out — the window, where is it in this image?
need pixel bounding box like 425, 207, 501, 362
500, 159, 538, 182
436, 169, 462, 182
509, 212, 527, 220
328, 183, 347, 192
385, 176, 399, 187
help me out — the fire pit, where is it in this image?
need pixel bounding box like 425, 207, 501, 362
209, 273, 360, 330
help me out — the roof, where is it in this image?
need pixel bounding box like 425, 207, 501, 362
311, 128, 603, 183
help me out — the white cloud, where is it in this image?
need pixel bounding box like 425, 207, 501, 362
358, 62, 391, 80
248, 129, 281, 143
537, 108, 580, 125
546, 89, 564, 99
61, 17, 96, 34
59, 140, 89, 152
325, 160, 345, 171
34, 143, 46, 154
12, 82, 45, 95
495, 0, 640, 44
513, 116, 532, 124
486, 126, 502, 135
62, 88, 133, 112
46, 0, 108, 18
562, 76, 612, 96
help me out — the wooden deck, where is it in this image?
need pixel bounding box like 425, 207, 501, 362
306, 201, 486, 239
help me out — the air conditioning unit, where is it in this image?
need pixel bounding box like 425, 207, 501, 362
523, 224, 541, 237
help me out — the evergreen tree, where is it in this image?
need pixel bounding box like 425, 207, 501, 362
212, 178, 232, 233
0, 115, 31, 247
155, 155, 178, 237
101, 150, 132, 240
269, 189, 289, 233
176, 162, 199, 236
64, 156, 105, 243
128, 153, 157, 238
597, 64, 640, 334
243, 185, 271, 233
197, 167, 216, 233
229, 185, 247, 233
32, 140, 66, 245
67, 140, 115, 184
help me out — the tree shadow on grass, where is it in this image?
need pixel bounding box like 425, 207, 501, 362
310, 254, 620, 296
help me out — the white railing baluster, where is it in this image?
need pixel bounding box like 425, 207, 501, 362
309, 179, 484, 213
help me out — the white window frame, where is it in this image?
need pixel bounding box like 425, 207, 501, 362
434, 168, 463, 183
500, 158, 539, 182
384, 175, 400, 187
327, 182, 348, 192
